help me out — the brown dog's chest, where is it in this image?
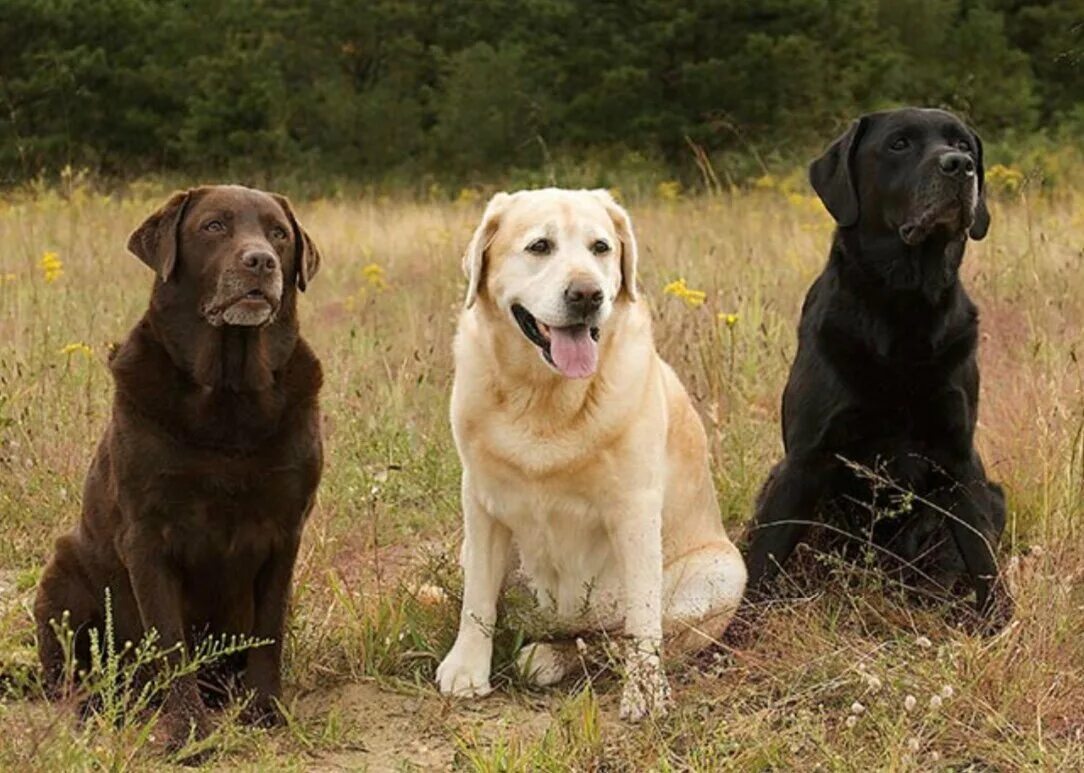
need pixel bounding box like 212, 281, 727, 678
129, 438, 317, 541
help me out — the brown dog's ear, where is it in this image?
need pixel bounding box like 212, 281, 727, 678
809, 116, 870, 228
127, 190, 191, 281
589, 189, 639, 301
968, 127, 990, 241
463, 192, 511, 308
271, 194, 322, 291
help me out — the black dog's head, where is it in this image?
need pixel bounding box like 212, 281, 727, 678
810, 108, 990, 245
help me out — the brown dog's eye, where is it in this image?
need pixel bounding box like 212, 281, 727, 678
889, 137, 910, 152
204, 220, 226, 233
271, 226, 289, 240
591, 240, 611, 255
526, 238, 552, 255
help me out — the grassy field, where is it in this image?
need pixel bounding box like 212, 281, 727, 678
0, 177, 1082, 770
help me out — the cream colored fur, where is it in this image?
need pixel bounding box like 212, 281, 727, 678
436, 188, 746, 721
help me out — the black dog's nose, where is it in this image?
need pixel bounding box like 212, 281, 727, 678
939, 151, 975, 179
564, 280, 604, 315
240, 250, 279, 274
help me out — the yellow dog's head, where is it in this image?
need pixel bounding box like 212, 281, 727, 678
462, 188, 638, 379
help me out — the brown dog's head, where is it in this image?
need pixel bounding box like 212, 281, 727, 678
128, 185, 321, 328
810, 107, 990, 245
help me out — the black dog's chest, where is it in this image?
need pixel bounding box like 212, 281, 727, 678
855, 388, 962, 442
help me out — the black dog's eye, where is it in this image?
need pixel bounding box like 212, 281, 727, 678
889, 137, 910, 152
955, 139, 972, 153
204, 220, 226, 233
590, 239, 611, 255
526, 238, 552, 255
271, 225, 290, 240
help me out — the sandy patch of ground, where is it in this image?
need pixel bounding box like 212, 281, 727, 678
298, 680, 555, 771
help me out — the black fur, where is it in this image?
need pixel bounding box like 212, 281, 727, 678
744, 108, 1010, 627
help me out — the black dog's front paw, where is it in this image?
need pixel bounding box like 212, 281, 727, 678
962, 576, 1014, 635
981, 578, 1015, 633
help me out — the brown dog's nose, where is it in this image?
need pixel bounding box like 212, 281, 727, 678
938, 151, 975, 180
240, 250, 279, 275
564, 280, 604, 316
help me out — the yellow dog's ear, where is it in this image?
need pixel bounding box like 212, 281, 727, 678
589, 189, 639, 301
463, 192, 511, 308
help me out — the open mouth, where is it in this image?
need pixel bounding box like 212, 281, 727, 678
511, 303, 600, 379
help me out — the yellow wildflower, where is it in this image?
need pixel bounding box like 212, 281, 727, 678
58, 342, 92, 357
753, 174, 778, 190
40, 251, 63, 283
786, 192, 824, 214
455, 187, 480, 205
986, 163, 1024, 195
361, 262, 387, 291
656, 181, 682, 201
663, 278, 706, 308
718, 312, 739, 328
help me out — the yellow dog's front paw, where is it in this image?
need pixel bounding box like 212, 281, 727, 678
515, 641, 579, 687
436, 641, 493, 698
619, 640, 671, 722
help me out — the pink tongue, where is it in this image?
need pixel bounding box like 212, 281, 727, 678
549, 326, 598, 379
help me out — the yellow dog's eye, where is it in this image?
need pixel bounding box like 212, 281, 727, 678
526, 238, 552, 255
591, 240, 610, 255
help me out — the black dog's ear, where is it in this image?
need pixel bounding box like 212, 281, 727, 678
968, 127, 990, 241
809, 116, 869, 227
271, 194, 322, 291
127, 190, 192, 281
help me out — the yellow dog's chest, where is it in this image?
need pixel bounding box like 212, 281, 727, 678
471, 461, 626, 625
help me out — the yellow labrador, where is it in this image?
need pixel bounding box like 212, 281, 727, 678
437, 188, 746, 720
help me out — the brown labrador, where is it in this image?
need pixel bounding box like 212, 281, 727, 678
34, 185, 323, 749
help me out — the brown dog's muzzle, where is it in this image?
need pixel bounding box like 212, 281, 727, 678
202, 246, 285, 328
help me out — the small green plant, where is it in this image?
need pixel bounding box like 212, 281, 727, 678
44, 588, 272, 764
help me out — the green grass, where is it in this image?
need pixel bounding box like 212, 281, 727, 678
0, 178, 1082, 769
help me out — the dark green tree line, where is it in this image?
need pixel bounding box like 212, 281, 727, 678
0, 0, 1080, 188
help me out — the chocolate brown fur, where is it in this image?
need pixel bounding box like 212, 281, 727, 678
34, 185, 324, 747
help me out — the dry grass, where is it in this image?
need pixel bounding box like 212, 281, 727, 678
0, 179, 1082, 770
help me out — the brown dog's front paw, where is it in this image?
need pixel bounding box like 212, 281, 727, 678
157, 704, 213, 759
240, 695, 285, 728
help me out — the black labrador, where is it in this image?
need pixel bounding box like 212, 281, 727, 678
745, 107, 1010, 626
